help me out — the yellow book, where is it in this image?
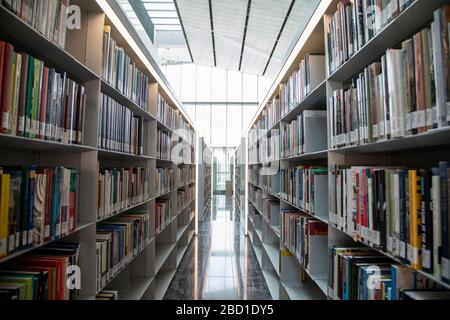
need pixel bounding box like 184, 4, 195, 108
0, 173, 11, 258
408, 170, 422, 269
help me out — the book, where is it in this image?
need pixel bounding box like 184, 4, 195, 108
156, 167, 174, 197
97, 94, 143, 155
0, 166, 78, 259
2, 0, 69, 48
102, 25, 150, 110
97, 166, 151, 220
0, 40, 86, 143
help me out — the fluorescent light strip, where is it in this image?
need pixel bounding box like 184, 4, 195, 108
96, 0, 196, 130
246, 0, 332, 132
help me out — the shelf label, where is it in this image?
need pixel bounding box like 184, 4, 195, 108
387, 236, 393, 253
407, 244, 419, 265
406, 113, 412, 131
399, 241, 407, 259
417, 110, 426, 128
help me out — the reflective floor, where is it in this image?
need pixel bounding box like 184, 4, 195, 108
164, 195, 272, 300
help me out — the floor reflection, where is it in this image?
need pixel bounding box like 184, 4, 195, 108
164, 195, 271, 300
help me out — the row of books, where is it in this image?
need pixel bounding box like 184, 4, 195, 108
280, 110, 327, 158
0, 40, 86, 144
156, 167, 174, 197
329, 6, 450, 149
328, 246, 446, 300
248, 186, 263, 213
97, 167, 152, 221
177, 166, 195, 187
157, 94, 176, 130
255, 132, 279, 163
96, 210, 151, 292
0, 166, 78, 259
281, 210, 328, 274
2, 0, 69, 48
96, 290, 119, 300
280, 166, 328, 217
157, 129, 171, 160
280, 54, 325, 116
326, 0, 414, 74
0, 241, 80, 300
252, 97, 281, 138
155, 199, 171, 234
330, 162, 450, 284
177, 185, 194, 213
102, 25, 150, 110
98, 94, 144, 155
249, 167, 281, 195
262, 197, 280, 230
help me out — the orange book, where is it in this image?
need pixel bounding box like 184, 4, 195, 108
408, 170, 422, 269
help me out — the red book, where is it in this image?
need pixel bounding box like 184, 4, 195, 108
44, 168, 53, 242
1, 42, 14, 133
414, 31, 427, 133
38, 66, 49, 139
16, 53, 29, 136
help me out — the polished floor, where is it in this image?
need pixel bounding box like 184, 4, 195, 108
164, 195, 272, 300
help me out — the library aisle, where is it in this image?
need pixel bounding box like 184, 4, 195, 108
164, 195, 271, 300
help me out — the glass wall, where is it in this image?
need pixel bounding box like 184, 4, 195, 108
161, 63, 271, 148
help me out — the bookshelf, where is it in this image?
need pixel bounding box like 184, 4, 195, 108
197, 137, 212, 223
246, 0, 450, 300
234, 138, 247, 234
0, 0, 196, 300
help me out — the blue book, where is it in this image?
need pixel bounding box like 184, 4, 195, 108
26, 165, 37, 247
398, 170, 408, 263
439, 161, 450, 284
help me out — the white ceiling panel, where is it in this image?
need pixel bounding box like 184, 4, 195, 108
176, 0, 215, 66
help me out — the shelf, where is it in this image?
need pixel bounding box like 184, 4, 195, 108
98, 238, 154, 294
157, 120, 173, 134
281, 149, 328, 162
97, 149, 153, 161
281, 280, 326, 300
327, 0, 447, 82
0, 5, 99, 82
262, 270, 279, 300
96, 197, 153, 223
0, 133, 96, 153
280, 81, 327, 122
156, 188, 176, 198
155, 269, 177, 300
177, 181, 195, 189
177, 244, 189, 266
156, 158, 173, 165
118, 275, 154, 300
262, 242, 280, 276
100, 80, 155, 121
279, 198, 329, 225
331, 127, 450, 154
331, 223, 450, 291
263, 217, 280, 239
154, 242, 176, 275
0, 220, 94, 265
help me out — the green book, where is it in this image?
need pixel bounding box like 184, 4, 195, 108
30, 60, 42, 139
24, 57, 34, 138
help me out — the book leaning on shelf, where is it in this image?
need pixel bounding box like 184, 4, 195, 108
177, 185, 195, 212
155, 199, 171, 234
280, 54, 325, 116
96, 210, 151, 292
97, 166, 152, 220
329, 6, 450, 149
280, 110, 327, 158
1, 0, 69, 48
326, 0, 414, 75
328, 246, 442, 300
156, 167, 174, 197
0, 241, 80, 300
330, 162, 450, 284
280, 166, 328, 217
0, 40, 86, 144
102, 25, 150, 110
0, 166, 78, 259
281, 210, 328, 276
98, 94, 144, 155
157, 129, 171, 160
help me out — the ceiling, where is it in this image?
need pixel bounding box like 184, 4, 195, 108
117, 0, 320, 77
